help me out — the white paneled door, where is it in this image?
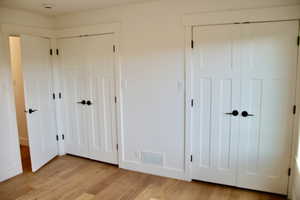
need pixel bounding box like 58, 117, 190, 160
59, 34, 118, 164
191, 24, 241, 186
237, 21, 299, 194
191, 20, 299, 194
21, 35, 57, 172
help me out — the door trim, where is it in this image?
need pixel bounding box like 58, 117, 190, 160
184, 6, 300, 197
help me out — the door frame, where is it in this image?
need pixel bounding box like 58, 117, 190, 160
0, 24, 59, 174
54, 23, 123, 165
183, 5, 300, 197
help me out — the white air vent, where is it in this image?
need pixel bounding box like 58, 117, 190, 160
141, 151, 163, 166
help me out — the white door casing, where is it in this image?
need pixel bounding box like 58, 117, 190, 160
0, 34, 22, 181
191, 20, 299, 194
20, 34, 58, 172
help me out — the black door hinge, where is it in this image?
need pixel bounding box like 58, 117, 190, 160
293, 105, 296, 115
62, 134, 65, 140
56, 49, 59, 55
52, 93, 56, 100
288, 168, 291, 176
113, 45, 116, 52
116, 144, 119, 151
56, 134, 59, 141
191, 99, 194, 107
191, 40, 194, 49
50, 49, 53, 55
297, 36, 300, 46
59, 92, 62, 99
190, 155, 193, 162
114, 96, 117, 104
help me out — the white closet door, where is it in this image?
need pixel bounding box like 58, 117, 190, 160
59, 37, 90, 158
84, 35, 118, 164
237, 21, 299, 194
191, 25, 241, 186
21, 35, 57, 172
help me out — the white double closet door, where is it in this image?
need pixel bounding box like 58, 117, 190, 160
191, 20, 299, 194
59, 34, 118, 164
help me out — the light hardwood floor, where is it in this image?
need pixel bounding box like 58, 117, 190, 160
0, 153, 287, 200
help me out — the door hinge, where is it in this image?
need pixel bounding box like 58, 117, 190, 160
116, 144, 119, 151
297, 36, 300, 46
293, 105, 296, 115
59, 92, 62, 99
190, 155, 193, 162
56, 49, 59, 55
50, 49, 53, 55
191, 40, 194, 49
52, 93, 56, 100
114, 96, 117, 104
191, 99, 194, 107
113, 45, 116, 52
62, 134, 65, 140
288, 168, 291, 176
56, 134, 59, 141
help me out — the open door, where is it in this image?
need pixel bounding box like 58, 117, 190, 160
20, 34, 57, 172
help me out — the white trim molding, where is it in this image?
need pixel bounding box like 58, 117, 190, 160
183, 5, 300, 26
54, 23, 120, 38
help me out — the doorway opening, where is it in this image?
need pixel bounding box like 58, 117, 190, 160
9, 36, 32, 172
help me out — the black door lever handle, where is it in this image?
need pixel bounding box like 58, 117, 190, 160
77, 100, 86, 105
225, 110, 239, 116
25, 108, 38, 114
241, 111, 254, 117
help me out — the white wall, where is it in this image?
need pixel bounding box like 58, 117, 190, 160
55, 0, 300, 179
9, 36, 29, 146
0, 8, 54, 181
0, 7, 55, 28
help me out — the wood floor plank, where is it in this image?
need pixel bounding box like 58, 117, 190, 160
0, 154, 287, 200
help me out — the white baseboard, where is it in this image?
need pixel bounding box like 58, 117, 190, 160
119, 160, 186, 180
19, 137, 28, 146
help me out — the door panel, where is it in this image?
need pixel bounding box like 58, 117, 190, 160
237, 21, 299, 194
191, 25, 241, 186
21, 35, 57, 172
59, 37, 90, 158
85, 35, 118, 164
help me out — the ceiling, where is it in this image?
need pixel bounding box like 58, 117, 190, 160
0, 0, 152, 16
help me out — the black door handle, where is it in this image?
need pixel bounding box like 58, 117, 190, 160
86, 100, 92, 106
77, 100, 86, 105
25, 108, 38, 114
241, 111, 254, 117
225, 110, 239, 116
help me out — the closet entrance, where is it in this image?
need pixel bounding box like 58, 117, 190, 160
58, 33, 118, 164
9, 35, 58, 173
190, 20, 299, 194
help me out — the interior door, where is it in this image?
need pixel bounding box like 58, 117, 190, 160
85, 34, 118, 164
237, 20, 299, 194
21, 35, 57, 172
59, 37, 90, 158
191, 24, 241, 186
